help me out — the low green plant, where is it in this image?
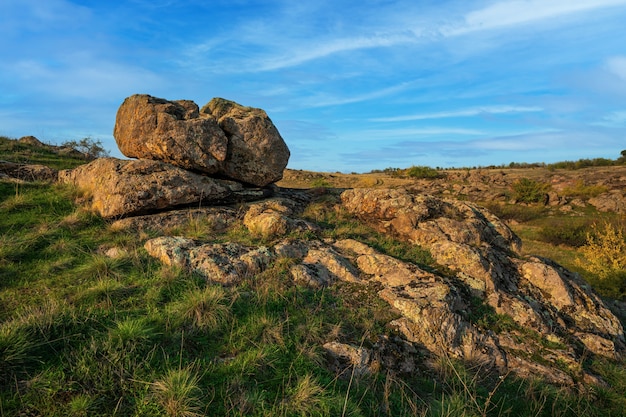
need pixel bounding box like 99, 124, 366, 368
0, 324, 35, 384
310, 177, 332, 188
561, 179, 608, 199
481, 202, 547, 223
152, 365, 204, 417
511, 178, 551, 204
281, 374, 326, 416
537, 219, 591, 247
468, 297, 519, 334
167, 285, 231, 331
405, 165, 442, 179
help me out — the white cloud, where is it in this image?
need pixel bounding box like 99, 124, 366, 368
180, 0, 626, 74
606, 56, 626, 81
372, 105, 543, 122
447, 0, 626, 35
341, 127, 483, 141
256, 32, 419, 71
300, 81, 418, 108
601, 110, 626, 124
0, 0, 91, 33
8, 58, 163, 99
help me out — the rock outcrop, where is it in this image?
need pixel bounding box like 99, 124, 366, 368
340, 189, 624, 362
589, 190, 626, 213
57, 158, 261, 218
140, 187, 624, 385
0, 160, 58, 182
114, 95, 290, 187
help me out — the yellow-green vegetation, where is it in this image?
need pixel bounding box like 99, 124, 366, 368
577, 222, 626, 279
561, 179, 609, 200
372, 165, 442, 179
575, 221, 626, 299
2, 151, 626, 415
511, 178, 551, 204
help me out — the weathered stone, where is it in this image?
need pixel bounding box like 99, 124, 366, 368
18, 135, 46, 147
110, 207, 239, 233
323, 342, 372, 376
144, 237, 273, 285
340, 187, 625, 363
299, 246, 361, 284
144, 236, 196, 268
57, 158, 244, 218
113, 94, 290, 187
141, 189, 625, 386
243, 199, 318, 238
589, 191, 626, 213
114, 95, 228, 174
518, 258, 575, 310
189, 243, 273, 285
202, 98, 290, 186
0, 160, 58, 182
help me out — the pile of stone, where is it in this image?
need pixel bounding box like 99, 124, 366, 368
58, 95, 290, 218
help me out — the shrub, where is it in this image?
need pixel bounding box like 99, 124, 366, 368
61, 137, 109, 159
511, 178, 551, 204
561, 180, 608, 200
576, 222, 626, 279
405, 165, 442, 179
537, 220, 591, 247
482, 202, 547, 223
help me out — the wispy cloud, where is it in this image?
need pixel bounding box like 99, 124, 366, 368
194, 0, 626, 73
7, 58, 163, 99
446, 0, 626, 35
371, 105, 543, 122
606, 56, 626, 81
299, 81, 419, 108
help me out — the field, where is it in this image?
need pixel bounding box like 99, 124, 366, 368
1, 138, 625, 416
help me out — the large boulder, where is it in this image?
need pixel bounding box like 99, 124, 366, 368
57, 158, 246, 218
113, 94, 290, 187
202, 98, 290, 187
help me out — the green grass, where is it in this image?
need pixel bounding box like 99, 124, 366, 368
1, 177, 626, 415
1, 136, 92, 170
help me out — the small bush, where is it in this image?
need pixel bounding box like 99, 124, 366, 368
577, 222, 626, 280
585, 270, 626, 300
538, 220, 590, 247
482, 202, 547, 223
405, 165, 442, 179
309, 178, 332, 188
511, 178, 551, 204
561, 180, 608, 199
61, 137, 109, 159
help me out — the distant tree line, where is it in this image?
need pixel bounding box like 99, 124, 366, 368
371, 150, 626, 173
370, 165, 443, 179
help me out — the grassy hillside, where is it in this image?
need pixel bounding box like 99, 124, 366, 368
1, 143, 626, 416
0, 136, 90, 170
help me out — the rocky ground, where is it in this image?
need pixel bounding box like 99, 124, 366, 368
279, 166, 626, 214
1, 95, 625, 392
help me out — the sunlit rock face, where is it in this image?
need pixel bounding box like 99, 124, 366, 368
113, 94, 290, 187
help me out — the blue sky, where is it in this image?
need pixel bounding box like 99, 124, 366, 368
1, 0, 626, 172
